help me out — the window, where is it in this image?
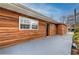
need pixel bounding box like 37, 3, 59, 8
31, 20, 38, 29
19, 16, 38, 30
20, 24, 30, 29
32, 24, 38, 29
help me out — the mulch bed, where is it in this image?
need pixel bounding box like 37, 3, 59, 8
71, 48, 79, 55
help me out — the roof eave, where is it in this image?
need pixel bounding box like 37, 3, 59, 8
0, 3, 58, 24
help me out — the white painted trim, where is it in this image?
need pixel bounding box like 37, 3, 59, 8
19, 16, 39, 30
0, 3, 57, 24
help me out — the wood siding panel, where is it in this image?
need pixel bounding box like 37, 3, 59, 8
0, 8, 46, 47
0, 8, 19, 19
48, 24, 56, 36
57, 24, 67, 35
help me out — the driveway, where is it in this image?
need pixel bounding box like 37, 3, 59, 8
0, 32, 73, 55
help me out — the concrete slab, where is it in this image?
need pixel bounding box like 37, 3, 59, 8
0, 32, 73, 55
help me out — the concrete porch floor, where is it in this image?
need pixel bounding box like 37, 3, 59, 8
0, 32, 73, 55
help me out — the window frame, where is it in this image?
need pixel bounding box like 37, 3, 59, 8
19, 16, 39, 30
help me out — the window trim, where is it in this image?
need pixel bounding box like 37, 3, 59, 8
19, 16, 39, 30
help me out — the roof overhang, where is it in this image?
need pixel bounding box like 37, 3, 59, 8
0, 3, 58, 24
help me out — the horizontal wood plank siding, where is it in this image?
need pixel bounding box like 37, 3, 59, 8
0, 8, 47, 47
48, 24, 56, 36
57, 24, 67, 35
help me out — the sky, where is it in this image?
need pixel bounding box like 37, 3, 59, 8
23, 3, 79, 22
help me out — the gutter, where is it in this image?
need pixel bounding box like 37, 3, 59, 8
0, 3, 58, 24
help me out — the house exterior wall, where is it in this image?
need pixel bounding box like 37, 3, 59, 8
57, 24, 67, 35
0, 8, 67, 47
48, 24, 56, 36
0, 8, 47, 47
